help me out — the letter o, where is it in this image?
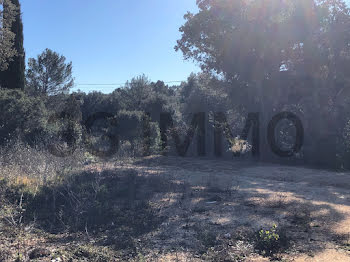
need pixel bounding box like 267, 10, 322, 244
267, 112, 304, 157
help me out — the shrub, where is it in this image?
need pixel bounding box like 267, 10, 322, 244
255, 224, 288, 257
115, 110, 161, 157
0, 139, 84, 186
0, 89, 47, 145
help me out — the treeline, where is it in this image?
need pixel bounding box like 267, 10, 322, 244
1, 0, 350, 168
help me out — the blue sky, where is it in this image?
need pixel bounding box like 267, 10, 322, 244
21, 0, 200, 93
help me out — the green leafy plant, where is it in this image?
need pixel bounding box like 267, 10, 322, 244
255, 224, 288, 256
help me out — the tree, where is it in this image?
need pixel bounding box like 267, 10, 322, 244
3, 0, 25, 90
176, 0, 350, 166
26, 49, 74, 96
176, 0, 321, 110
176, 0, 350, 105
0, 0, 24, 89
0, 0, 17, 71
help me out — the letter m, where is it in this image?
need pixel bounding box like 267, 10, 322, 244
214, 112, 259, 157
160, 112, 205, 157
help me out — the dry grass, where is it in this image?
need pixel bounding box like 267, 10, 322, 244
0, 153, 350, 261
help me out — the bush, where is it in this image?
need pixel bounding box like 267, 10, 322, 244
255, 224, 288, 257
0, 89, 47, 145
115, 110, 161, 157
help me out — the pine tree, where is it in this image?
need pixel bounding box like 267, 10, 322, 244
26, 49, 74, 96
0, 0, 25, 90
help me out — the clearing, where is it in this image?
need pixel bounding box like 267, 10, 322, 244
1, 156, 350, 261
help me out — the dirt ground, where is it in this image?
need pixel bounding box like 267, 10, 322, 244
1, 156, 350, 261
114, 156, 350, 261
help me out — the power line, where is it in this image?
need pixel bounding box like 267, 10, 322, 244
76, 80, 184, 87
76, 83, 125, 86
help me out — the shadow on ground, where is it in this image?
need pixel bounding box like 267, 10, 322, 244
1, 156, 349, 261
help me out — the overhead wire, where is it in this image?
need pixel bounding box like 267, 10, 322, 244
75, 80, 184, 89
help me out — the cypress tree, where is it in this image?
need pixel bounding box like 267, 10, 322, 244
0, 0, 25, 90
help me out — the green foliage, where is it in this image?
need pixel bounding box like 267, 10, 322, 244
115, 75, 176, 116
75, 86, 164, 157
115, 110, 161, 156
0, 89, 47, 144
26, 48, 74, 96
75, 74, 176, 122
45, 95, 83, 156
255, 224, 288, 257
176, 0, 350, 84
0, 0, 18, 71
175, 0, 350, 166
0, 0, 25, 89
74, 91, 116, 121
